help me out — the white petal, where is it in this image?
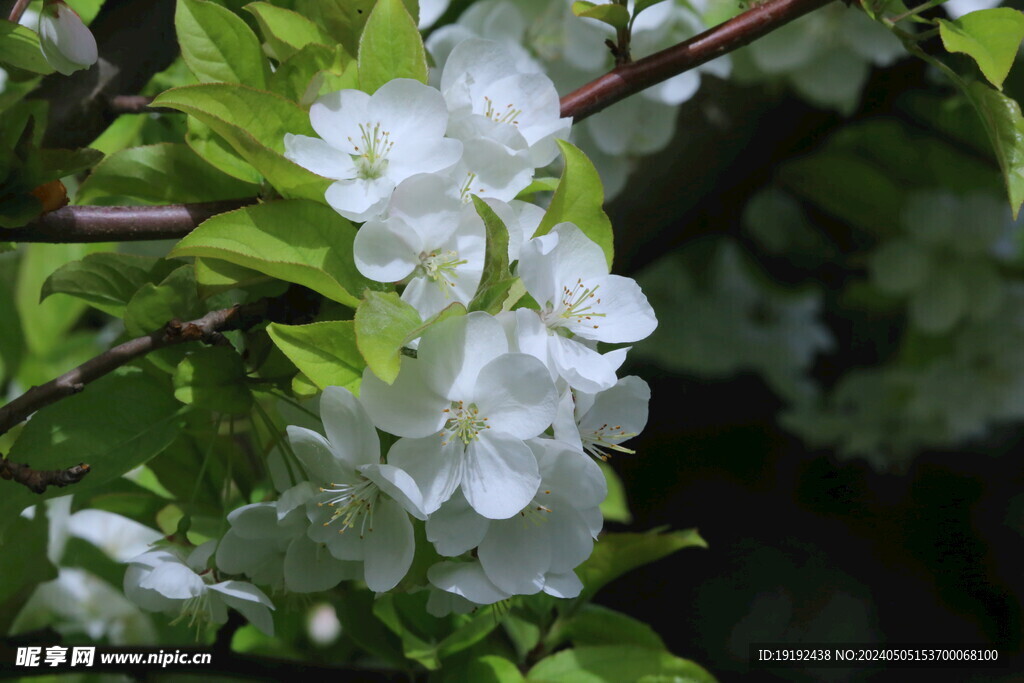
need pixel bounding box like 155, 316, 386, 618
549, 334, 618, 393
463, 431, 540, 519
283, 134, 355, 180
320, 386, 381, 469
209, 581, 275, 636
545, 505, 594, 574
370, 78, 451, 143
387, 436, 465, 515
426, 489, 489, 556
353, 218, 421, 282
325, 177, 393, 223
310, 89, 370, 151
360, 463, 427, 520
284, 535, 357, 593
360, 361, 449, 438
287, 426, 351, 485
428, 561, 510, 605
140, 563, 204, 600
417, 311, 508, 399
478, 518, 549, 595
542, 571, 583, 599
363, 499, 415, 592
216, 529, 278, 577
473, 353, 557, 439
569, 275, 657, 343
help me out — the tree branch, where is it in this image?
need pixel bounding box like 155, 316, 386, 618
560, 0, 838, 121
2, 199, 256, 243
0, 459, 90, 494
6, 0, 30, 23
0, 287, 320, 438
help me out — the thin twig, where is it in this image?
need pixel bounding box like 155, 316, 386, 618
2, 199, 256, 243
0, 458, 90, 494
6, 0, 31, 23
0, 287, 320, 438
106, 94, 169, 114
560, 0, 837, 121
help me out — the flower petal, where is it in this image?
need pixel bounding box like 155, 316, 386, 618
360, 360, 448, 438
284, 535, 358, 593
363, 499, 415, 592
427, 561, 510, 605
320, 386, 381, 469
463, 431, 540, 519
287, 426, 351, 485
387, 436, 465, 515
474, 353, 557, 439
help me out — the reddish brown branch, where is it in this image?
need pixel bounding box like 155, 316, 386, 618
0, 458, 91, 494
0, 287, 319, 438
2, 199, 256, 243
560, 0, 837, 121
106, 94, 165, 114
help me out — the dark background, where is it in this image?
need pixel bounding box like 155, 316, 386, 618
595, 57, 1024, 682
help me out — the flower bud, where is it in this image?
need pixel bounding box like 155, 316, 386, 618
38, 0, 98, 76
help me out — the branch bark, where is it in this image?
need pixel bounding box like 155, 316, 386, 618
0, 287, 320, 439
2, 199, 256, 243
560, 0, 838, 121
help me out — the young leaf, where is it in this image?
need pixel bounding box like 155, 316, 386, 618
458, 657, 526, 683
575, 529, 707, 604
170, 200, 375, 307
266, 320, 365, 392
173, 346, 253, 414
963, 80, 1024, 218
556, 604, 666, 651
354, 290, 422, 383
469, 195, 514, 314
358, 0, 428, 94
599, 461, 632, 523
193, 257, 276, 299
633, 0, 670, 19
527, 646, 716, 683
572, 2, 630, 30
938, 9, 1024, 91
153, 84, 328, 200
243, 2, 332, 62
536, 140, 615, 268
41, 253, 180, 317
186, 117, 263, 185
76, 143, 258, 205
176, 0, 269, 88
0, 20, 55, 75
295, 0, 376, 55
269, 43, 350, 104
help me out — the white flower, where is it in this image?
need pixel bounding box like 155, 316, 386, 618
426, 439, 604, 597
287, 386, 426, 592
214, 487, 360, 593
441, 38, 571, 169
124, 542, 275, 636
361, 312, 559, 519
553, 376, 651, 461
354, 174, 486, 319
37, 0, 98, 76
284, 79, 463, 223
514, 223, 657, 392
419, 0, 451, 29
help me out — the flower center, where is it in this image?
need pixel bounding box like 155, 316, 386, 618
482, 96, 523, 126
517, 488, 553, 523
318, 477, 380, 537
348, 122, 394, 180
542, 279, 605, 330
441, 400, 489, 445
171, 591, 214, 631
420, 249, 468, 293
582, 423, 638, 461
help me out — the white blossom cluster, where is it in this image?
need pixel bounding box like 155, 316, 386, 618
426, 0, 730, 198
121, 46, 658, 632
729, 3, 904, 114
784, 191, 1024, 465
868, 190, 1019, 335
636, 240, 833, 403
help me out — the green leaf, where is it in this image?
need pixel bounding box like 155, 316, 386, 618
358, 0, 428, 93
0, 512, 57, 635
153, 83, 328, 200
575, 530, 707, 604
124, 265, 201, 338
469, 195, 515, 314
269, 43, 350, 104
0, 20, 55, 75
558, 605, 665, 651
436, 609, 503, 660
38, 148, 104, 184
173, 346, 253, 414
0, 369, 185, 533
176, 0, 269, 87
527, 646, 716, 683
963, 80, 1024, 218
938, 9, 1024, 90
536, 140, 614, 268
354, 290, 422, 383
170, 199, 374, 307
194, 257, 276, 298
517, 177, 560, 198
266, 321, 365, 392
41, 252, 180, 317
599, 461, 631, 523
778, 152, 903, 234
186, 117, 263, 185
373, 592, 443, 669
295, 0, 375, 55
333, 587, 406, 666
401, 301, 467, 348
77, 143, 257, 204
572, 2, 630, 30
244, 2, 333, 61
460, 656, 527, 683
